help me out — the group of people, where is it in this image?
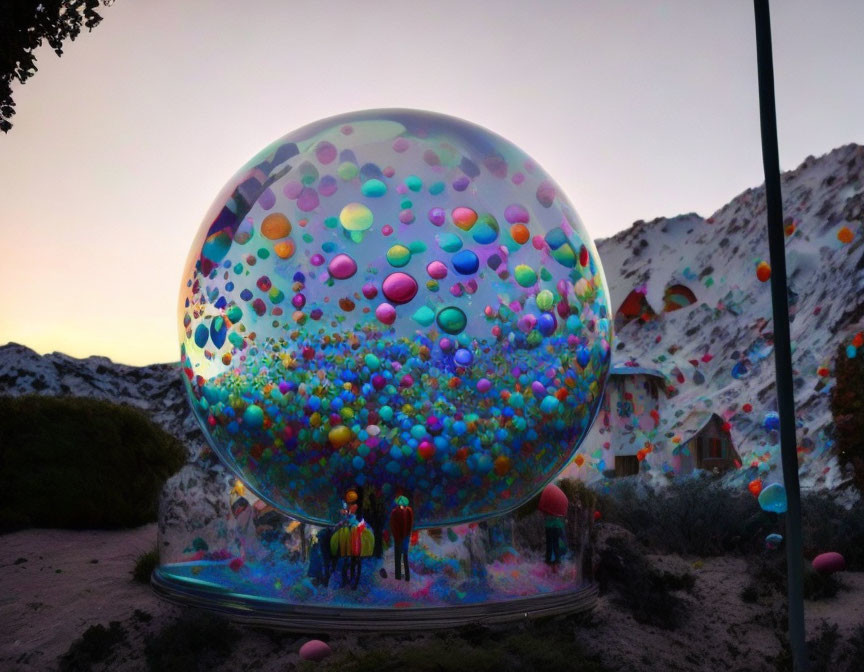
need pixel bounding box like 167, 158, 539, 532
308, 488, 415, 590
236, 480, 570, 591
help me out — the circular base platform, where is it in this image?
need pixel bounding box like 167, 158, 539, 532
152, 568, 598, 631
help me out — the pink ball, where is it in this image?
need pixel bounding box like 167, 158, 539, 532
812, 552, 846, 574
299, 639, 332, 662
538, 483, 568, 517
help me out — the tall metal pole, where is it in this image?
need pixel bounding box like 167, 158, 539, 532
752, 2, 807, 670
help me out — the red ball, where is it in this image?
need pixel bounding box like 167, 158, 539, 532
538, 483, 568, 517
418, 441, 436, 460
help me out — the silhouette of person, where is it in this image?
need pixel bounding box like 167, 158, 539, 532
389, 495, 414, 581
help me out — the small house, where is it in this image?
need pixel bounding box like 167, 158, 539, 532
674, 413, 741, 475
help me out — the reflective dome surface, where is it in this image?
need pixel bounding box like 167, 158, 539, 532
179, 109, 612, 526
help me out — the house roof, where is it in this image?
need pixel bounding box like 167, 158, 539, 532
609, 365, 666, 380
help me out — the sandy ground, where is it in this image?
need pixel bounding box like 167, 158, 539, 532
1, 525, 862, 671
0, 525, 176, 670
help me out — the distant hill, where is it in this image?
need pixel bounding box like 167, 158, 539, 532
0, 342, 203, 453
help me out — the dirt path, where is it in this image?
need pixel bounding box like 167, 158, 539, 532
0, 525, 176, 670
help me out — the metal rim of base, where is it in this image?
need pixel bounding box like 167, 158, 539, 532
151, 567, 598, 632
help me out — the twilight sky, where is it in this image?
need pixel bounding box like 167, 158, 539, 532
1, 0, 862, 365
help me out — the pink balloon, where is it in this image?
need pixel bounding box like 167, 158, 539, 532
812, 552, 845, 574
299, 639, 332, 662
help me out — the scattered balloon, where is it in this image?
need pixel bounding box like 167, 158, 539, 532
758, 483, 788, 514
756, 261, 772, 283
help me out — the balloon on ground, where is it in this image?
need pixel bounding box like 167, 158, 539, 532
812, 552, 845, 574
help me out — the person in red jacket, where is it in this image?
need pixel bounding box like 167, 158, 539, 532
389, 495, 413, 581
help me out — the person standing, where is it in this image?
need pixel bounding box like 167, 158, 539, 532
538, 483, 569, 571
544, 512, 565, 568
389, 495, 413, 581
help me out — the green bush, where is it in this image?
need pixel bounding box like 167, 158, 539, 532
595, 535, 693, 630
58, 621, 127, 672
594, 478, 864, 568
744, 551, 841, 602
133, 547, 159, 584
830, 341, 864, 492
594, 477, 772, 556
774, 620, 858, 672
558, 477, 597, 511
0, 395, 186, 531
740, 584, 759, 603
800, 493, 864, 570
144, 611, 239, 672
844, 625, 864, 672
314, 619, 610, 672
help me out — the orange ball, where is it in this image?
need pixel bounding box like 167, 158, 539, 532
274, 240, 295, 259
510, 223, 530, 245
748, 479, 763, 497
838, 226, 854, 244
756, 261, 771, 283
493, 455, 511, 476
261, 213, 292, 240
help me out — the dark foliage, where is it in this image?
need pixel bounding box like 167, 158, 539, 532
807, 621, 841, 672
773, 620, 862, 672
557, 477, 598, 510
311, 617, 610, 672
144, 611, 239, 672
594, 478, 864, 567
595, 477, 773, 556
740, 584, 759, 603
800, 493, 864, 570
0, 395, 186, 531
58, 621, 127, 672
745, 551, 841, 602
830, 341, 864, 491
132, 547, 159, 584
844, 625, 864, 671
1, 1, 113, 132
596, 535, 693, 630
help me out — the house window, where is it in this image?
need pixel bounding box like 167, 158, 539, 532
697, 436, 729, 468
615, 455, 640, 477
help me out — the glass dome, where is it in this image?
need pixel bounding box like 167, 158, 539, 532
178, 109, 612, 527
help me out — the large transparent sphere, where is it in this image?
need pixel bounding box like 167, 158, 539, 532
179, 109, 612, 527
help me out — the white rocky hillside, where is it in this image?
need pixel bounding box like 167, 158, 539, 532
590, 142, 864, 491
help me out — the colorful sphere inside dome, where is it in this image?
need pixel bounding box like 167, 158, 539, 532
179, 109, 612, 527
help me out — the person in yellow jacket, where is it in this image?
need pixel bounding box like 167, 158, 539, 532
330, 489, 374, 589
